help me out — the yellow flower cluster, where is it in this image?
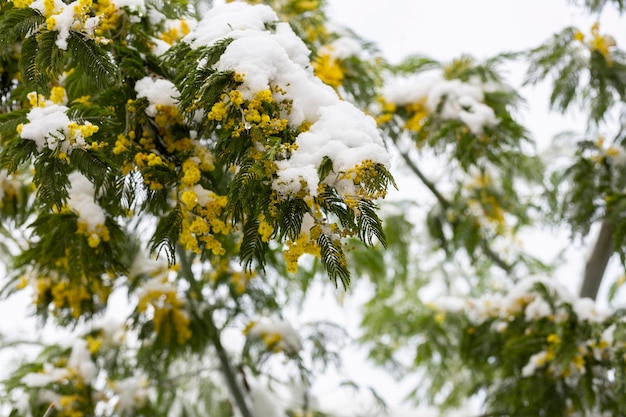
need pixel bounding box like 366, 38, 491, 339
208, 88, 290, 141
312, 53, 344, 88
375, 98, 396, 125
14, 0, 132, 45
26, 91, 47, 108
86, 334, 103, 353
258, 216, 274, 242
76, 220, 110, 248
179, 187, 230, 256
375, 96, 429, 132
67, 121, 100, 144
283, 233, 322, 273
469, 194, 505, 229
590, 135, 626, 167
154, 103, 184, 128
120, 98, 215, 195
335, 160, 388, 213
40, 0, 101, 41
12, 0, 33, 7
57, 394, 84, 417
158, 19, 191, 45
49, 86, 68, 104
27, 271, 112, 319
404, 99, 429, 132
113, 132, 133, 155
243, 321, 283, 352
574, 22, 617, 64
137, 279, 192, 345
92, 0, 118, 34
50, 280, 91, 317
181, 158, 201, 186
465, 171, 506, 231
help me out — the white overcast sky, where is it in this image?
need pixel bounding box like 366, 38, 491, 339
327, 0, 626, 63
326, 0, 625, 146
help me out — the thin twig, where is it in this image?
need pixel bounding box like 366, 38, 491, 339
398, 150, 512, 272
42, 404, 55, 417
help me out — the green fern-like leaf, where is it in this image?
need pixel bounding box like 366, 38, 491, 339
149, 206, 183, 264
240, 217, 268, 273
36, 31, 64, 82
0, 7, 45, 47
356, 199, 386, 247
142, 164, 179, 188
169, 39, 235, 115
19, 36, 44, 88
317, 233, 350, 288
276, 198, 309, 241
0, 136, 37, 172
573, 0, 626, 13
70, 148, 116, 194
67, 32, 118, 89
33, 155, 70, 209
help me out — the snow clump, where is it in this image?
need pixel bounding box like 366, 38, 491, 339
182, 2, 390, 199
383, 71, 499, 135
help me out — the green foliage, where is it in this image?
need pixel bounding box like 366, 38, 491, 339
526, 26, 626, 123
0, 6, 45, 48
150, 207, 184, 263
1, 1, 626, 417
572, 0, 626, 12
67, 32, 119, 89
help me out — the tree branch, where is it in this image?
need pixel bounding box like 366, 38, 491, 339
176, 246, 254, 417
398, 150, 512, 273
398, 150, 450, 209
580, 218, 614, 300
205, 309, 253, 417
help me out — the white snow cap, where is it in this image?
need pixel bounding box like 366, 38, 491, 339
28, 0, 100, 49
19, 91, 97, 153
20, 105, 78, 152
383, 71, 443, 106
184, 2, 389, 199
247, 320, 303, 355
135, 77, 180, 116
428, 80, 498, 135
318, 36, 364, 59
111, 0, 146, 14
274, 101, 388, 197
432, 277, 600, 325
66, 171, 106, 232
183, 2, 279, 49
129, 248, 168, 279
112, 374, 150, 412
521, 350, 549, 377
67, 339, 97, 383
383, 71, 499, 135
21, 364, 70, 388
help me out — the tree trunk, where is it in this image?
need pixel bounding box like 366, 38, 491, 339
580, 219, 614, 300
